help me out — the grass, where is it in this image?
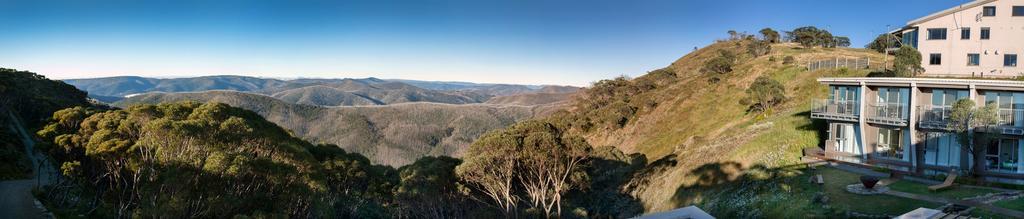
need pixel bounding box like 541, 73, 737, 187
813, 167, 942, 215
888, 181, 1001, 200
993, 196, 1024, 211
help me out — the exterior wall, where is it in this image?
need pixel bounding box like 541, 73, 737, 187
813, 78, 1024, 183
911, 0, 1024, 77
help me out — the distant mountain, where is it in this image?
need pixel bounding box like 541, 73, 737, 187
65, 76, 579, 106
116, 91, 563, 166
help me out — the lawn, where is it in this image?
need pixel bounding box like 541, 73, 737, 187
888, 180, 1000, 200
814, 167, 943, 215
993, 196, 1024, 211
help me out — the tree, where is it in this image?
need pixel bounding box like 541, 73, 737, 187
395, 156, 470, 218
747, 39, 771, 57
866, 33, 898, 53
742, 76, 786, 113
702, 49, 737, 74
456, 120, 590, 218
759, 28, 780, 43
727, 30, 739, 40
789, 26, 846, 48
833, 36, 851, 47
947, 99, 1000, 176
893, 45, 924, 77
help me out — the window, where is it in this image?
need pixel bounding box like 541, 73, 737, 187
877, 128, 904, 159
961, 28, 971, 39
1006, 54, 1018, 67
968, 53, 980, 66
930, 53, 942, 65
983, 6, 996, 16
985, 139, 1018, 172
927, 28, 947, 40
1014, 6, 1024, 16
981, 27, 991, 40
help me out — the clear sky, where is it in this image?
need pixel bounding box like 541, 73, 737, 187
1, 0, 966, 86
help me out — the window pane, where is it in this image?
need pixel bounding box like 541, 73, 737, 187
961, 28, 971, 39
928, 28, 947, 40
930, 54, 942, 65
984, 6, 996, 16
968, 54, 980, 66
1014, 6, 1024, 16
1006, 54, 1018, 67
981, 28, 991, 39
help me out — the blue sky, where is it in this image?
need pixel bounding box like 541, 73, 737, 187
0, 0, 965, 86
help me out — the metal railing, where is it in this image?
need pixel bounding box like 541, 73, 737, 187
918, 105, 953, 129
997, 108, 1024, 126
874, 143, 904, 160
867, 102, 907, 125
807, 57, 871, 71
811, 99, 858, 117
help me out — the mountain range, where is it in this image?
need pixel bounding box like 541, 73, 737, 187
64, 76, 579, 106
59, 75, 578, 166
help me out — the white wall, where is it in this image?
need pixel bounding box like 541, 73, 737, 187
914, 0, 1024, 77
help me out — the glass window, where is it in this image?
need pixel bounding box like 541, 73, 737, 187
927, 28, 947, 40
968, 53, 980, 66
930, 53, 942, 65
878, 128, 903, 159
986, 139, 1019, 172
983, 6, 997, 16
981, 28, 991, 40
1006, 54, 1018, 67
1013, 6, 1024, 16
961, 28, 971, 39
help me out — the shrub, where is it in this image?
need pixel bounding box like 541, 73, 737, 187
747, 40, 771, 57
741, 76, 786, 113
893, 46, 923, 77
782, 56, 795, 65
702, 50, 737, 74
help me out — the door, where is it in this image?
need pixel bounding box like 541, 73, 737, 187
834, 123, 859, 154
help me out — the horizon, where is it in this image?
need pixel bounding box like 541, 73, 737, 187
2, 0, 967, 86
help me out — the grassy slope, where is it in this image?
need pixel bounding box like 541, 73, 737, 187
576, 41, 889, 211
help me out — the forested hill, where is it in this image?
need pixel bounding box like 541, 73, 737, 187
116, 91, 555, 166
0, 68, 91, 179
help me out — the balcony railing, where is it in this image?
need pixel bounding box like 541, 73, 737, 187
993, 108, 1024, 135
918, 105, 952, 130
867, 102, 908, 126
810, 99, 859, 122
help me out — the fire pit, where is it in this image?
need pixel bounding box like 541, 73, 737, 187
845, 175, 889, 195
860, 175, 879, 189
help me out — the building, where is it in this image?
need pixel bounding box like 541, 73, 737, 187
893, 0, 1023, 77
811, 77, 1024, 184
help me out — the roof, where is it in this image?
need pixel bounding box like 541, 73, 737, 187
817, 77, 1024, 90
896, 207, 942, 219
905, 0, 997, 27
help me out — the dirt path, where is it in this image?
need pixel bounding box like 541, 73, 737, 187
0, 111, 56, 219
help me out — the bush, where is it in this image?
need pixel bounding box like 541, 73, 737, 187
783, 56, 795, 65
741, 76, 786, 113
893, 46, 923, 77
866, 70, 896, 77
747, 40, 771, 57
702, 50, 737, 74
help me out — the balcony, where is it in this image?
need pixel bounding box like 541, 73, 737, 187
918, 105, 952, 130
992, 109, 1024, 135
867, 102, 908, 126
810, 99, 859, 122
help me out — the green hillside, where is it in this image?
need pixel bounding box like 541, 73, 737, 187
546, 40, 886, 213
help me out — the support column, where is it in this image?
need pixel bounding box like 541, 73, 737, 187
909, 83, 919, 170
860, 82, 869, 161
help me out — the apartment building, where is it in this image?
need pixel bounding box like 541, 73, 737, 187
811, 77, 1024, 184
894, 0, 1023, 77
